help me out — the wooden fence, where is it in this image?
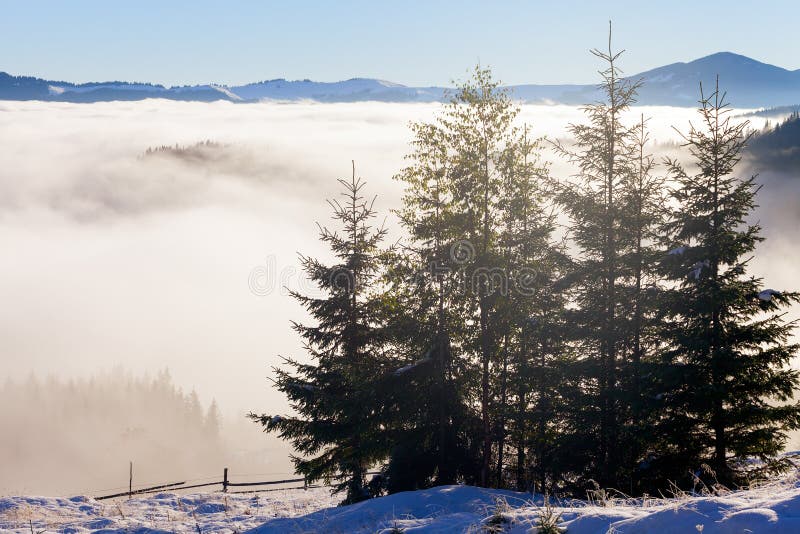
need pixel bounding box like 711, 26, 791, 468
95, 468, 380, 500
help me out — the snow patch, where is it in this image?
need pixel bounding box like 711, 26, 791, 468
689, 259, 710, 280
759, 289, 782, 301
210, 85, 243, 101
0, 489, 337, 534
394, 354, 432, 376
647, 72, 676, 83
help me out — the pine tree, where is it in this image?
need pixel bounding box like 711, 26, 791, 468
387, 118, 479, 490
205, 399, 222, 437
551, 27, 645, 488
495, 126, 568, 492
390, 66, 538, 489
613, 115, 671, 492
442, 66, 519, 487
250, 163, 388, 504
661, 81, 800, 486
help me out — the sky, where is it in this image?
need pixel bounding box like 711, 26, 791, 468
2, 0, 800, 87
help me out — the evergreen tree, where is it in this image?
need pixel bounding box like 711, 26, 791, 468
552, 28, 645, 489
205, 399, 222, 438
389, 67, 555, 490
660, 82, 800, 486
613, 115, 671, 492
386, 119, 480, 490
250, 163, 388, 504
495, 126, 568, 492
442, 67, 519, 487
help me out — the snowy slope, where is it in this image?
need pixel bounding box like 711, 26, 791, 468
247, 476, 800, 533
2, 471, 800, 533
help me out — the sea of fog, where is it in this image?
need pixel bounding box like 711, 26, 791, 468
0, 99, 796, 494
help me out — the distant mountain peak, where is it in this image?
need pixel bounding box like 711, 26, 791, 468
687, 51, 785, 70
697, 51, 754, 61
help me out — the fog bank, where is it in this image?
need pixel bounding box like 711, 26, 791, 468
0, 99, 794, 494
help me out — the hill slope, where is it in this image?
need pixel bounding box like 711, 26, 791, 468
747, 112, 800, 171
2, 475, 800, 533
2, 52, 799, 106
248, 477, 800, 533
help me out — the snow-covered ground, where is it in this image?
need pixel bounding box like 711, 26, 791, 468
248, 476, 800, 533
3, 470, 800, 533
0, 488, 337, 534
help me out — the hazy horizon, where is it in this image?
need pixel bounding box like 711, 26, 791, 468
1, 50, 795, 89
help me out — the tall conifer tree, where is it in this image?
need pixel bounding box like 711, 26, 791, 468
497, 127, 569, 492
384, 120, 479, 490
552, 27, 644, 488
250, 163, 388, 504
443, 67, 518, 486
661, 83, 800, 485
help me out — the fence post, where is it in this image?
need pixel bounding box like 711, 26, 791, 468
303, 476, 307, 491
129, 461, 133, 498
223, 467, 228, 493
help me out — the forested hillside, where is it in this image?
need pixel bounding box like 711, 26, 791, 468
747, 111, 800, 171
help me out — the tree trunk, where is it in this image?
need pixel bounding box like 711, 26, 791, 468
496, 335, 509, 486
480, 298, 491, 487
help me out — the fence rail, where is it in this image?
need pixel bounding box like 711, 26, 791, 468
94, 468, 380, 500
96, 481, 188, 500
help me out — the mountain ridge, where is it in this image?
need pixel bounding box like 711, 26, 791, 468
2, 52, 799, 107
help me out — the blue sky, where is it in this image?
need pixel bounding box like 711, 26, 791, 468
2, 0, 799, 86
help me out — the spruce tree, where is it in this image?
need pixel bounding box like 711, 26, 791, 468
383, 119, 479, 490
443, 67, 518, 487
552, 29, 644, 488
495, 126, 568, 492
661, 82, 800, 486
250, 163, 388, 504
390, 66, 545, 489
614, 115, 671, 492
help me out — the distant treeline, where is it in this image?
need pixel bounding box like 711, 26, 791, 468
742, 105, 800, 118
140, 140, 226, 162
0, 369, 222, 495
252, 37, 800, 504
747, 112, 800, 170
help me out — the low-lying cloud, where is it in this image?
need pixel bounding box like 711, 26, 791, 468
0, 99, 794, 493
